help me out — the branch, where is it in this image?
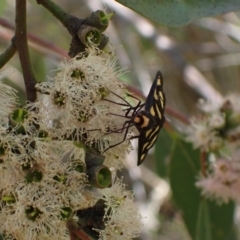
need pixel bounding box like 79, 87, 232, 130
36, 0, 85, 57
36, 0, 83, 34
0, 38, 17, 69
15, 0, 37, 102
36, 0, 112, 57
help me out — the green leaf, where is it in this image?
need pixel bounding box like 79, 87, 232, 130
195, 199, 234, 240
30, 50, 46, 83
169, 140, 201, 238
116, 0, 240, 26
207, 200, 234, 240
154, 128, 174, 177
196, 199, 213, 240
226, 226, 239, 240
169, 139, 235, 239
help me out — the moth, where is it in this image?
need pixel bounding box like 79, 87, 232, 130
104, 71, 166, 166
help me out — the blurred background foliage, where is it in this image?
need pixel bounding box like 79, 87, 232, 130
1, 0, 240, 239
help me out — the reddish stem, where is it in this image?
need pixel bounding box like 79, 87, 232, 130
200, 151, 207, 177
127, 85, 190, 125
67, 220, 94, 240
0, 18, 68, 58
165, 105, 190, 125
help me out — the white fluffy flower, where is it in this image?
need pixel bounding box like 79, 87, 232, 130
96, 178, 142, 239
35, 48, 133, 155
185, 94, 240, 151
0, 70, 18, 128
196, 158, 240, 204
208, 112, 225, 129
186, 117, 222, 151
0, 46, 140, 240
2, 180, 70, 240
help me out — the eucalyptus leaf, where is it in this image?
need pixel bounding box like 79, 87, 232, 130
169, 140, 201, 238
154, 128, 174, 177
169, 139, 235, 239
208, 200, 234, 240
196, 199, 212, 240
116, 0, 240, 26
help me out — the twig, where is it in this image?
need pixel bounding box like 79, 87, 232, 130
36, 0, 70, 26
36, 0, 86, 57
36, 0, 111, 57
15, 0, 37, 102
0, 38, 17, 69
200, 151, 207, 177
36, 0, 83, 35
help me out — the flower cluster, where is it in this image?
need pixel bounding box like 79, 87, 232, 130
196, 154, 240, 204
186, 95, 240, 152
0, 48, 141, 240
96, 179, 142, 239
35, 48, 134, 168
186, 95, 240, 203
